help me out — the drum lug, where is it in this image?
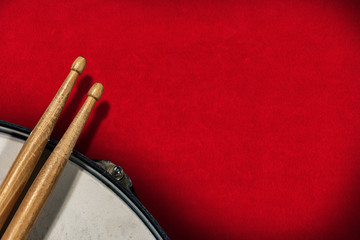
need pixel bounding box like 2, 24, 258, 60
93, 159, 135, 196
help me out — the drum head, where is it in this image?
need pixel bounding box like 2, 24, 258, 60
0, 121, 168, 240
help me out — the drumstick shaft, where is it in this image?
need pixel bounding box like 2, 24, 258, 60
2, 83, 104, 240
0, 57, 86, 230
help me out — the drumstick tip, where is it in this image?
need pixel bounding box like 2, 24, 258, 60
71, 56, 86, 74
88, 83, 104, 101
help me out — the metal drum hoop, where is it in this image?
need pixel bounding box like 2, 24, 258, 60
0, 120, 169, 240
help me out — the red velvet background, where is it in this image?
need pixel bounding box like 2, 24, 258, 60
1, 0, 360, 239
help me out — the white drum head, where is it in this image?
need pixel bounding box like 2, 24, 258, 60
0, 121, 168, 240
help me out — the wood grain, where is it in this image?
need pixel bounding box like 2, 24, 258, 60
0, 57, 86, 230
2, 83, 103, 240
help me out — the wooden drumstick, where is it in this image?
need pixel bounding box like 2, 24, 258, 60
2, 83, 104, 240
0, 56, 86, 230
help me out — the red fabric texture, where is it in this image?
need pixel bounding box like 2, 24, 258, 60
1, 0, 360, 239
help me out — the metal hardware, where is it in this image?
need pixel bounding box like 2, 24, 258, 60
93, 159, 134, 195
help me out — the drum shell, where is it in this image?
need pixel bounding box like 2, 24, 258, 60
0, 120, 169, 240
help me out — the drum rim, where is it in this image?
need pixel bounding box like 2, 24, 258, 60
0, 120, 169, 240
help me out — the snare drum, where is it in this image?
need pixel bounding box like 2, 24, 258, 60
0, 120, 169, 240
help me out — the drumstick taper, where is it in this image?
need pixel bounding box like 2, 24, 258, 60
0, 56, 86, 230
2, 83, 104, 240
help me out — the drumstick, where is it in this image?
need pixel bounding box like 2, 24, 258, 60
2, 83, 104, 240
0, 56, 86, 230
